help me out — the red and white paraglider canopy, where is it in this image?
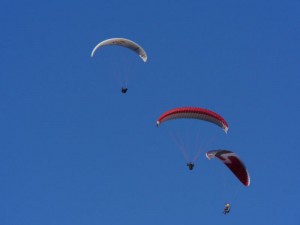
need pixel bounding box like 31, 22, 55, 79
206, 150, 250, 186
157, 107, 229, 133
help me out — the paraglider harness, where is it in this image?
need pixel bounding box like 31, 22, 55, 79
223, 203, 230, 215
121, 87, 128, 93
187, 162, 194, 170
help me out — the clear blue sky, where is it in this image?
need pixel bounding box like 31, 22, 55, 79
1, 0, 300, 224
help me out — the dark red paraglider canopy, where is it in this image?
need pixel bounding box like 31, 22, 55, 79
206, 150, 250, 186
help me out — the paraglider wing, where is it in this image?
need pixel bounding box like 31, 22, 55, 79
91, 38, 147, 62
206, 150, 250, 186
156, 107, 229, 133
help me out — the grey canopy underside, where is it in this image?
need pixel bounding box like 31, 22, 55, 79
91, 38, 147, 62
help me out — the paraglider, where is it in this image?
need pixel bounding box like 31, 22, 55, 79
223, 203, 231, 215
206, 150, 250, 186
91, 38, 147, 93
121, 87, 128, 93
156, 107, 229, 133
186, 162, 194, 170
157, 107, 229, 170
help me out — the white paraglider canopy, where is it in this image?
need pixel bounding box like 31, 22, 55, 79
91, 38, 147, 62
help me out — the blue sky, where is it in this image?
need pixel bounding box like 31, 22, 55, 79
1, 0, 300, 224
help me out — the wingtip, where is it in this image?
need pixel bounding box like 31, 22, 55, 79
224, 126, 229, 134
205, 152, 211, 160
